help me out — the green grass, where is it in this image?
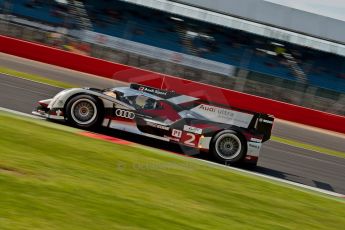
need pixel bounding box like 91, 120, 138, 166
0, 112, 344, 230
0, 66, 77, 88
272, 136, 345, 159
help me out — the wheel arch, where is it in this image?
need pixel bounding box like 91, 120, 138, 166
63, 93, 106, 129
210, 126, 247, 145
63, 92, 105, 115
209, 127, 248, 164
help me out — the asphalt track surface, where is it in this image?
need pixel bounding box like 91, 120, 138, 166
1, 53, 345, 194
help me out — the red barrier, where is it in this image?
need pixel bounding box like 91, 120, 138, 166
1, 35, 345, 133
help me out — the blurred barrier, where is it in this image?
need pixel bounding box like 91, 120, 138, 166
82, 30, 236, 76
1, 19, 344, 116
1, 34, 345, 133
0, 34, 130, 77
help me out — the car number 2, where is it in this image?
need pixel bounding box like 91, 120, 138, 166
181, 133, 200, 147
184, 133, 195, 145
172, 130, 200, 147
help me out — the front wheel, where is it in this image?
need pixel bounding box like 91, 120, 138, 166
210, 130, 247, 164
65, 95, 103, 129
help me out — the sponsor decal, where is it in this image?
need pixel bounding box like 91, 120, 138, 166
191, 104, 253, 128
259, 118, 273, 124
138, 86, 168, 96
164, 135, 180, 142
249, 143, 260, 149
199, 104, 216, 112
250, 137, 262, 143
115, 109, 135, 119
183, 125, 202, 134
147, 122, 170, 131
247, 142, 262, 157
172, 129, 182, 138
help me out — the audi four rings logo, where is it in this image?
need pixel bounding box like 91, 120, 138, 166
115, 109, 135, 119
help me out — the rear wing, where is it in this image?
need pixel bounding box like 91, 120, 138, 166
254, 114, 274, 142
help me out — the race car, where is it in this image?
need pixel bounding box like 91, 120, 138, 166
33, 83, 274, 165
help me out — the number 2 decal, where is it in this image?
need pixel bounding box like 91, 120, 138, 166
184, 133, 195, 146
181, 133, 201, 147
172, 130, 200, 147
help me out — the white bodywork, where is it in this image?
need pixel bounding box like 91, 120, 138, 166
34, 87, 264, 159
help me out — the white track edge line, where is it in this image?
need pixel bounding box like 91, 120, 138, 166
270, 139, 345, 157
0, 72, 65, 89
199, 159, 345, 198
0, 107, 43, 119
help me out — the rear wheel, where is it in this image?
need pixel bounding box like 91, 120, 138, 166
66, 95, 102, 129
210, 130, 246, 164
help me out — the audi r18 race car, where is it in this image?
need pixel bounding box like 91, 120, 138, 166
33, 84, 274, 165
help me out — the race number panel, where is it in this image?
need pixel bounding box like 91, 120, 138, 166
180, 132, 201, 147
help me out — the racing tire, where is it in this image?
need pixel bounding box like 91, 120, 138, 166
210, 130, 247, 164
65, 95, 103, 129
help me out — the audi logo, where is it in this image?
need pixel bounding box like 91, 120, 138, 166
115, 109, 135, 119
